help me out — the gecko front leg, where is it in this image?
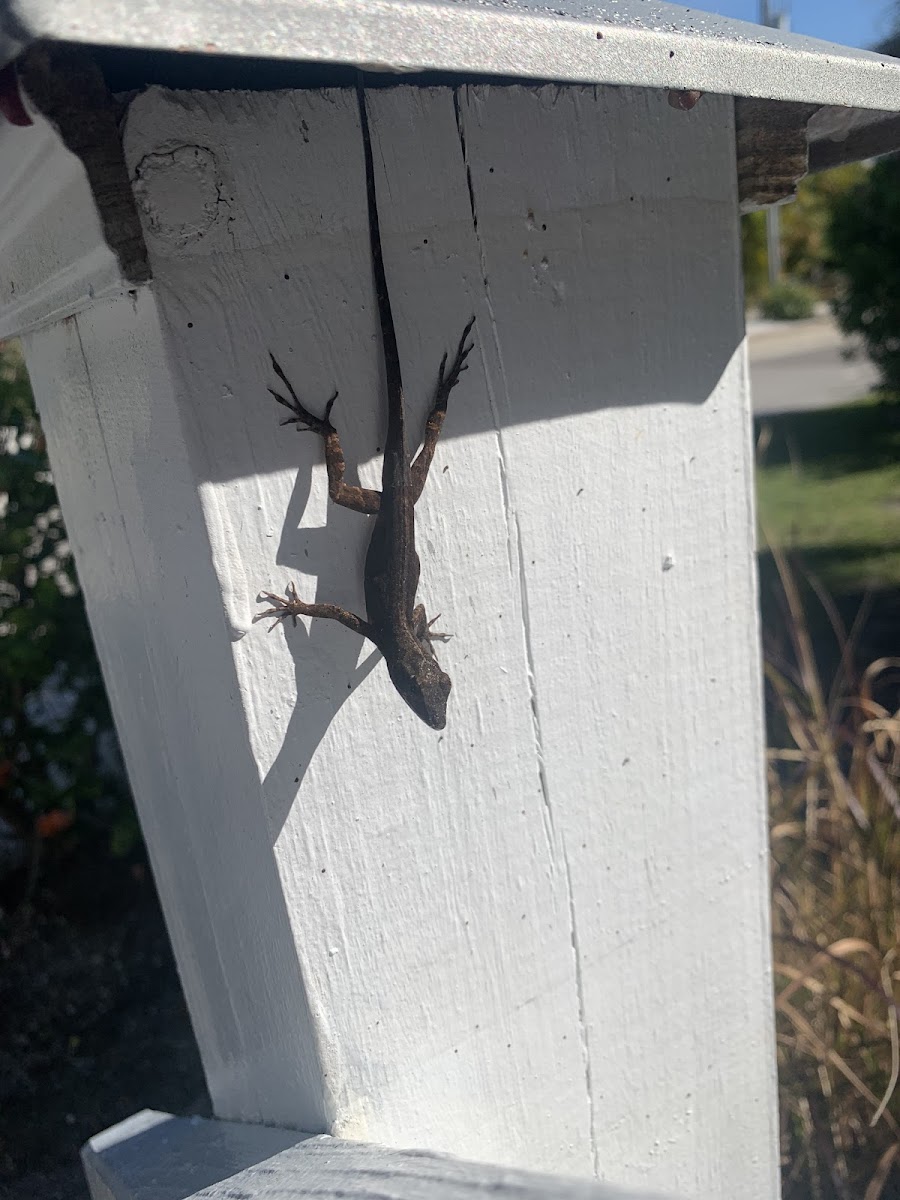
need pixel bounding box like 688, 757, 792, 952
255, 581, 375, 642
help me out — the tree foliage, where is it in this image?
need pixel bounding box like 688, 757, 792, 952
741, 209, 769, 304
0, 342, 137, 884
742, 164, 869, 308
828, 155, 900, 393
780, 164, 869, 291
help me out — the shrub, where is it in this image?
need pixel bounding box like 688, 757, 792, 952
0, 341, 138, 903
781, 164, 869, 298
829, 154, 900, 393
762, 541, 900, 1199
742, 210, 770, 306
759, 278, 818, 321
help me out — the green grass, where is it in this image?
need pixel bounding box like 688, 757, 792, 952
755, 396, 900, 593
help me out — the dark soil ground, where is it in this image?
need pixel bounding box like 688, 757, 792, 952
0, 849, 208, 1200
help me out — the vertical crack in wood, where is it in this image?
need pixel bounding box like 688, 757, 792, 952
454, 88, 596, 1161
452, 89, 553, 849
562, 846, 598, 1177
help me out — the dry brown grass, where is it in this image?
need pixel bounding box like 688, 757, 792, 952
764, 539, 900, 1199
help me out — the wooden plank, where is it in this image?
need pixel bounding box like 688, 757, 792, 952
734, 97, 816, 211
116, 82, 595, 1172
449, 84, 778, 1197
82, 1110, 306, 1200
22, 295, 333, 1133
0, 110, 125, 338
20, 83, 591, 1169
16, 45, 149, 283
82, 1112, 672, 1200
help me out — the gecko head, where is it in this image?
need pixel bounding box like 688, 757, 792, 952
388, 652, 452, 730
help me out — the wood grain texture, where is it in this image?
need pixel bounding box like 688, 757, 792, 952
735, 97, 817, 211
11, 82, 776, 1196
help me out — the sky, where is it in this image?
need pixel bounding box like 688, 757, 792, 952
681, 0, 896, 50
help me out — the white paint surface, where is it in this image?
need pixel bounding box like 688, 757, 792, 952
81, 1112, 673, 1200
0, 112, 124, 338
3, 85, 778, 1198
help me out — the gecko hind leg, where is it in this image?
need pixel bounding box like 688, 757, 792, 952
410, 317, 475, 502
268, 355, 380, 515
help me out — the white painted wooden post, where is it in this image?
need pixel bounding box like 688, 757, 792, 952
2, 78, 777, 1196
5, 20, 899, 1198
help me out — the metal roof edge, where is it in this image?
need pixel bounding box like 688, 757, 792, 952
2, 0, 900, 113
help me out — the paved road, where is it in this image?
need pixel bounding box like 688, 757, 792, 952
747, 314, 878, 416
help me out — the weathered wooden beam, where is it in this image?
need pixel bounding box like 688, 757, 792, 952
15, 42, 149, 283
734, 97, 819, 211
808, 106, 900, 172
